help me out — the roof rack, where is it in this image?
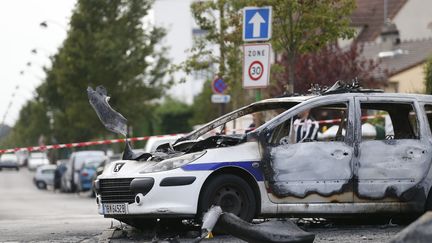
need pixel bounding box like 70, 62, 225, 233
309, 78, 383, 95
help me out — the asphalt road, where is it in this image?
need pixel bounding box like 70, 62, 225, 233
0, 168, 112, 242
0, 168, 406, 242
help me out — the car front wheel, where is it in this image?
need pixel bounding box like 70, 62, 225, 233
36, 181, 47, 189
198, 174, 256, 222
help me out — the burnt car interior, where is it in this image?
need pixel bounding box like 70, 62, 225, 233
173, 102, 299, 154
425, 105, 432, 129
268, 103, 349, 145
360, 102, 419, 140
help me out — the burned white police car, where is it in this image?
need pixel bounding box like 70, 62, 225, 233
89, 81, 432, 228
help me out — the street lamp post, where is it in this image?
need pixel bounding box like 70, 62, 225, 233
39, 20, 68, 32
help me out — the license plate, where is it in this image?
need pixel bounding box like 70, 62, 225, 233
103, 203, 128, 214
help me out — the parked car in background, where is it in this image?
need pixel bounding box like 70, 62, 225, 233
78, 157, 106, 192
15, 150, 29, 167
61, 150, 106, 192
88, 153, 121, 197
33, 164, 57, 189
0, 153, 19, 171
28, 152, 49, 171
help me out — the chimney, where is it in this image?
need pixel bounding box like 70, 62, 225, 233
380, 20, 400, 51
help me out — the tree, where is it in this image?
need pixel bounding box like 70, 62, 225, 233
185, 0, 355, 115
1, 99, 51, 148
154, 97, 193, 134
37, 0, 170, 143
269, 42, 387, 96
259, 0, 355, 93
425, 57, 432, 94
186, 0, 254, 110
189, 80, 222, 126
192, 0, 355, 93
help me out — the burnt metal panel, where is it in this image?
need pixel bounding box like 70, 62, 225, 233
267, 142, 353, 199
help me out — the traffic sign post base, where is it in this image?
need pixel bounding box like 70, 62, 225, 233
255, 89, 262, 101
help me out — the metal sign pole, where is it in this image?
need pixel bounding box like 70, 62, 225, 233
242, 7, 272, 101
255, 89, 261, 101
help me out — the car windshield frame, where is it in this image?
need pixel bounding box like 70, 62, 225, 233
179, 97, 312, 142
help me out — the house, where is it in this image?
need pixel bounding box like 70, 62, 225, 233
361, 22, 432, 93
349, 0, 432, 93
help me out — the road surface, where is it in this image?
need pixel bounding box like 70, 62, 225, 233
0, 168, 111, 242
0, 168, 406, 242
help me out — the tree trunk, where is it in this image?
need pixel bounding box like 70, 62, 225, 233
218, 0, 226, 78
287, 53, 296, 93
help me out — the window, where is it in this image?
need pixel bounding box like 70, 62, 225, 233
270, 103, 348, 145
424, 105, 432, 133
360, 103, 419, 140
42, 169, 54, 175
204, 108, 286, 138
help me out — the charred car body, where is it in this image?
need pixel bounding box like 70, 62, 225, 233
90, 83, 432, 226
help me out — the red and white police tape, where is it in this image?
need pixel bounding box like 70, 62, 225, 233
317, 114, 384, 125
1, 115, 386, 155
0, 133, 184, 154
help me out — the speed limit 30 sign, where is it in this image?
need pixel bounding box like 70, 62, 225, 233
243, 43, 271, 88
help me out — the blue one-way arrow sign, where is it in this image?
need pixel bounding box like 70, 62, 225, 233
243, 6, 272, 42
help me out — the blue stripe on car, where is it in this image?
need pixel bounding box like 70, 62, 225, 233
181, 161, 264, 181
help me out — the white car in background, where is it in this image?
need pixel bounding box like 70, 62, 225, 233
0, 153, 19, 171
15, 150, 29, 167
28, 152, 49, 171
33, 164, 57, 189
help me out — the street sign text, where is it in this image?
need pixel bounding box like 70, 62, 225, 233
243, 43, 271, 88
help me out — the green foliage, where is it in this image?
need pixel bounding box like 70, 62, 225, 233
263, 0, 355, 54
186, 0, 252, 110
154, 97, 193, 134
34, 0, 170, 143
262, 0, 356, 92
425, 57, 432, 94
1, 99, 51, 147
189, 80, 221, 126
186, 0, 355, 96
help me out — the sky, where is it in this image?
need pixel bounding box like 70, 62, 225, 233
0, 0, 76, 126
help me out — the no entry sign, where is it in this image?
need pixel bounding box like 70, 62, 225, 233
243, 43, 271, 88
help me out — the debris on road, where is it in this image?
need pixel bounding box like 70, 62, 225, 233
390, 212, 432, 243
199, 206, 223, 240
214, 212, 315, 243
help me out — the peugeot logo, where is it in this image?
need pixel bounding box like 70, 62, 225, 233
113, 163, 125, 172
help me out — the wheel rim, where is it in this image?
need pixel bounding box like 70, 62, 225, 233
212, 184, 245, 217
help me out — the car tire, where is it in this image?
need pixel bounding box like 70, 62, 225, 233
425, 189, 432, 211
198, 174, 256, 222
36, 181, 47, 190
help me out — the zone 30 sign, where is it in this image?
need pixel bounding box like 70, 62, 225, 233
242, 43, 271, 88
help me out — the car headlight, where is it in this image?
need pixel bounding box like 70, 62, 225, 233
140, 151, 206, 173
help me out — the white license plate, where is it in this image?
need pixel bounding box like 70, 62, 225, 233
103, 203, 128, 214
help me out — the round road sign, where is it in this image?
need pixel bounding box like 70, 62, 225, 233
248, 61, 264, 81
212, 78, 228, 94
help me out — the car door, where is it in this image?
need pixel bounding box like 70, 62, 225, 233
261, 98, 355, 203
354, 97, 432, 203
